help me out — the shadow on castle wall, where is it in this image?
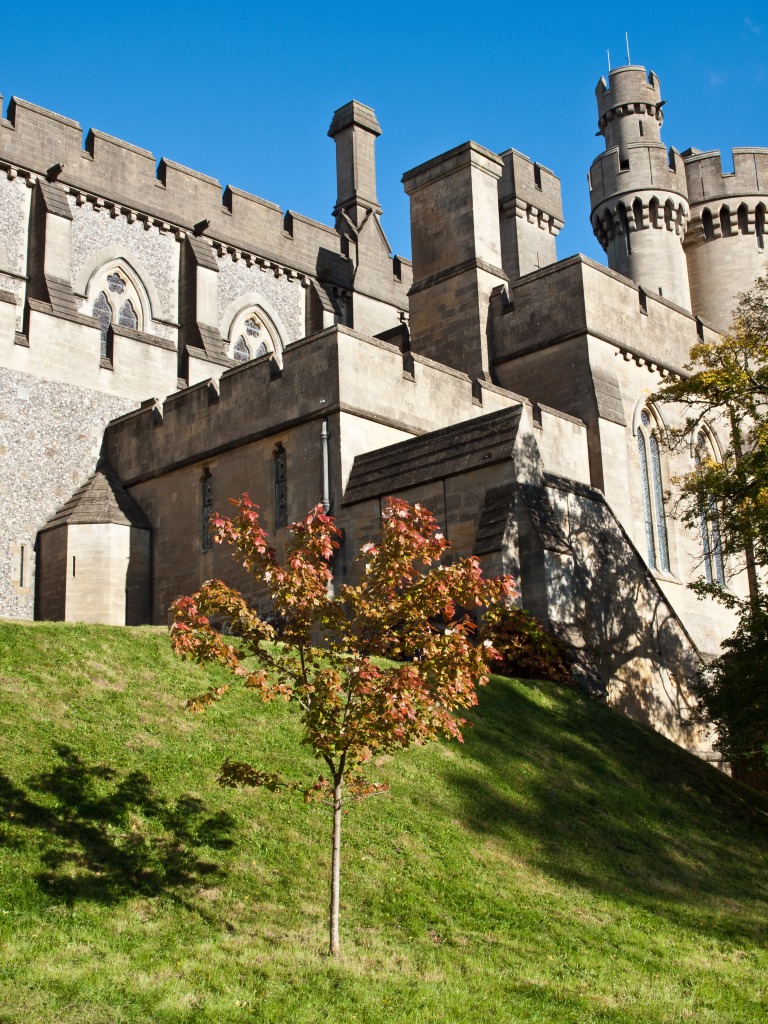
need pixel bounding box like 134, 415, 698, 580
515, 455, 705, 750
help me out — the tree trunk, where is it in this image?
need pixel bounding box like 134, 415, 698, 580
329, 777, 342, 956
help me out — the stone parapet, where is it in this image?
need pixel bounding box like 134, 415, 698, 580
491, 255, 702, 371
0, 90, 408, 309
588, 145, 688, 212
683, 147, 768, 206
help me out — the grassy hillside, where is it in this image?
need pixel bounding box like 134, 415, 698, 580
0, 621, 766, 1024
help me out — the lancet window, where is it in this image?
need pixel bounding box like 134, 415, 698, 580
274, 444, 288, 529
695, 431, 725, 586
757, 204, 765, 252
93, 291, 112, 359
636, 408, 670, 572
201, 470, 214, 550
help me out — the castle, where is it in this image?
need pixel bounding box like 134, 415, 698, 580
1, 66, 766, 758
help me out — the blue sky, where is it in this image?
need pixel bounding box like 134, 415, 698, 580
1, 2, 766, 265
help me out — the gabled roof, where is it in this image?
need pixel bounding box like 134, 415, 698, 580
42, 463, 150, 530
342, 406, 523, 506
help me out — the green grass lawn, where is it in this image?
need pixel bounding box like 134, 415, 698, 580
0, 621, 766, 1023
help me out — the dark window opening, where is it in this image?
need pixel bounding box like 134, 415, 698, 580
702, 208, 715, 241
274, 443, 288, 529
619, 204, 631, 255
201, 470, 214, 550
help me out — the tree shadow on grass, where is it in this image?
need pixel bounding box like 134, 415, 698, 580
0, 743, 235, 912
449, 676, 768, 945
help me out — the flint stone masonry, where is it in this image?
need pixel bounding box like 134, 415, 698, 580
70, 199, 179, 333
0, 174, 28, 275
0, 365, 137, 618
0, 175, 29, 329
216, 254, 304, 347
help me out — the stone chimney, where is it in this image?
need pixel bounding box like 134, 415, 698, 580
328, 100, 382, 230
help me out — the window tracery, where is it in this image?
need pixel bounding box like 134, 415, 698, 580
228, 307, 278, 364
118, 299, 138, 330
233, 337, 250, 363
107, 272, 126, 295
87, 263, 145, 361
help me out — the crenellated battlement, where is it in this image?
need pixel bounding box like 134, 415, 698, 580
589, 144, 687, 211
498, 149, 563, 235
596, 66, 661, 119
0, 88, 405, 292
683, 147, 768, 205
595, 66, 665, 153
680, 151, 767, 327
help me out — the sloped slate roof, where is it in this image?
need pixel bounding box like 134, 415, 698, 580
342, 406, 522, 506
42, 463, 150, 530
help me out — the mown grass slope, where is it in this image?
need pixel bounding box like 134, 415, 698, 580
0, 621, 766, 1023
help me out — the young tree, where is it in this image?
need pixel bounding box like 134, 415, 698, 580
655, 269, 768, 785
170, 495, 515, 955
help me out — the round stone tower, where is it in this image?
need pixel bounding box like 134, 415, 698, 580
589, 66, 691, 310
682, 147, 768, 331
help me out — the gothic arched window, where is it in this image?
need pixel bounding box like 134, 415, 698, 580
274, 444, 287, 529
695, 431, 725, 586
201, 469, 214, 550
227, 306, 279, 364
88, 265, 145, 361
637, 408, 670, 572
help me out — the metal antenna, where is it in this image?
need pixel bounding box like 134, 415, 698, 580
607, 49, 611, 72
626, 32, 631, 65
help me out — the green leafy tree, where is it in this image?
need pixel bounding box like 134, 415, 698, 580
655, 269, 768, 784
695, 596, 768, 788
170, 495, 515, 954
655, 270, 768, 604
